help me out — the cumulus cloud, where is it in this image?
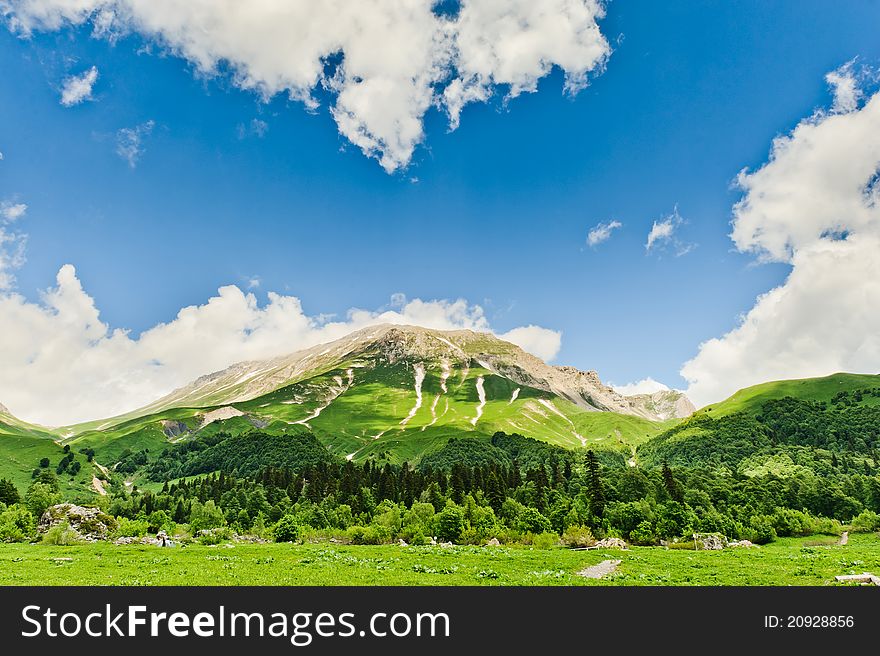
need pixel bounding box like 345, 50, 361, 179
1, 201, 27, 221
683, 64, 880, 407
0, 202, 27, 290
645, 206, 693, 255
115, 119, 154, 167
611, 378, 670, 396
0, 265, 562, 425
60, 65, 98, 106
586, 219, 621, 247
2, 0, 610, 172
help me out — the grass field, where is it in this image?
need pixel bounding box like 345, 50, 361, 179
1, 533, 878, 586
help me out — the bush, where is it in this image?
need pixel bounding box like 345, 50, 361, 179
274, 515, 301, 543
516, 507, 552, 535
562, 525, 595, 548
188, 500, 226, 534
850, 510, 880, 533
113, 518, 150, 538
197, 527, 234, 545
529, 532, 560, 549
25, 482, 61, 518
771, 508, 814, 537
0, 504, 36, 542
748, 515, 777, 545
346, 525, 391, 545
629, 521, 656, 546
42, 521, 82, 546
436, 505, 466, 543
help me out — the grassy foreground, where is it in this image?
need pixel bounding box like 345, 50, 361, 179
1, 533, 879, 586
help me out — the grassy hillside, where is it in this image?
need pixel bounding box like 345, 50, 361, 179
0, 433, 95, 496
639, 373, 880, 473
698, 373, 880, 417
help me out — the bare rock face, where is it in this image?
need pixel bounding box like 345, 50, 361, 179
0, 402, 9, 415
623, 390, 696, 421
39, 504, 117, 542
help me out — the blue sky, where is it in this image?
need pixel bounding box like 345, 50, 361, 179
2, 1, 880, 423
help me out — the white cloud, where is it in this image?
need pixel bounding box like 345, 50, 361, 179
115, 119, 154, 167
611, 378, 670, 396
0, 265, 562, 425
586, 219, 621, 247
645, 206, 692, 255
1, 201, 27, 221
60, 65, 98, 106
497, 325, 561, 362
826, 59, 862, 115
0, 202, 27, 290
237, 118, 268, 140
683, 66, 880, 407
3, 0, 610, 172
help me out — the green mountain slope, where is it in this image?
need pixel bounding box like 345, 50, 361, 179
698, 373, 880, 417
639, 373, 880, 474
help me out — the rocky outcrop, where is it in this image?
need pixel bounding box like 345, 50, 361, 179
39, 504, 116, 542
623, 390, 696, 420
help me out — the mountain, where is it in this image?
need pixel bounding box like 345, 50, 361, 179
112, 325, 689, 422
65, 325, 688, 466
622, 389, 695, 422
638, 372, 880, 474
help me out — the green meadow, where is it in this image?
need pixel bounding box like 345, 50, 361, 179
1, 533, 878, 586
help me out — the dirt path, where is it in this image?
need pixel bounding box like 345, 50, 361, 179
577, 559, 621, 579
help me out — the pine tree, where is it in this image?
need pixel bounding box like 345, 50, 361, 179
661, 460, 684, 503
586, 450, 605, 518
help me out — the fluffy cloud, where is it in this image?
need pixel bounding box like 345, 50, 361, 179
645, 206, 693, 255
586, 219, 621, 247
611, 378, 670, 396
0, 201, 26, 290
115, 119, 154, 167
683, 64, 880, 407
60, 65, 98, 106
2, 0, 610, 172
1, 201, 27, 221
0, 265, 562, 425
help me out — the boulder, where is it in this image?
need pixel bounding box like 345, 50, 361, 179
39, 504, 117, 542
595, 537, 628, 550
692, 533, 727, 551
485, 537, 501, 546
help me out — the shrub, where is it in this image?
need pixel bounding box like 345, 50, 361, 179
748, 515, 777, 545
436, 505, 466, 543
771, 508, 814, 537
197, 527, 234, 545
274, 515, 301, 543
188, 500, 226, 534
42, 521, 82, 546
0, 504, 36, 542
516, 507, 552, 535
25, 482, 61, 519
346, 525, 391, 545
562, 525, 595, 548
629, 521, 656, 546
850, 510, 880, 533
530, 532, 560, 549
113, 518, 149, 538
